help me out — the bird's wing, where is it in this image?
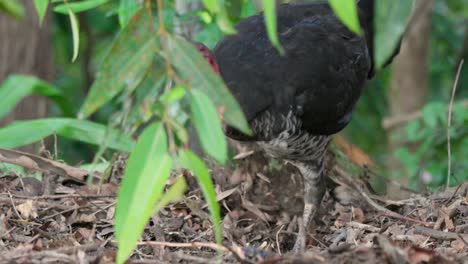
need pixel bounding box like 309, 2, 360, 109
214, 3, 370, 139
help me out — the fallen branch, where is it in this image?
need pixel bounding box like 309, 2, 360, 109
0, 148, 92, 182
382, 99, 468, 130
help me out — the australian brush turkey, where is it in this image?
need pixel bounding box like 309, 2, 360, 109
195, 0, 400, 251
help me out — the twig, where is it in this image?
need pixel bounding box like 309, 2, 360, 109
382, 99, 468, 130
446, 60, 464, 188
380, 212, 431, 227
7, 191, 24, 220
0, 148, 91, 182
112, 240, 228, 252
334, 166, 431, 227
414, 226, 468, 241
0, 193, 116, 200
275, 225, 284, 255
457, 232, 468, 247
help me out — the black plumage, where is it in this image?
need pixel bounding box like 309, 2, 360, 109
195, 0, 399, 252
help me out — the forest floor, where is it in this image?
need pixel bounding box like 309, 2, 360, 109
0, 144, 467, 264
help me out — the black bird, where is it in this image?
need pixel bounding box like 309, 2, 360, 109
195, 0, 399, 251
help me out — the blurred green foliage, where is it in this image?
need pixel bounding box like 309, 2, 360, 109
0, 0, 466, 261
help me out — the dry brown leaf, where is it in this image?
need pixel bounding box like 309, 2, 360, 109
352, 207, 365, 222
16, 200, 38, 219
334, 134, 375, 167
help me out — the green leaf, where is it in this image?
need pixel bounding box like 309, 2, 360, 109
79, 9, 157, 118
162, 85, 186, 103
328, 0, 362, 35
189, 89, 227, 164
53, 0, 109, 14
202, 0, 216, 13
115, 122, 172, 264
421, 102, 445, 128
153, 176, 187, 213
0, 0, 25, 19
0, 74, 74, 120
0, 118, 134, 151
178, 150, 222, 245
262, 0, 284, 55
166, 35, 251, 135
201, 0, 236, 33
118, 0, 142, 28
33, 0, 49, 25
67, 7, 80, 62
375, 1, 413, 69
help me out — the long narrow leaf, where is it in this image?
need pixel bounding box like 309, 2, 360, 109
178, 150, 222, 245
262, 0, 284, 55
0, 75, 74, 119
0, 118, 133, 152
375, 1, 413, 69
53, 0, 109, 14
115, 122, 172, 264
67, 7, 80, 62
189, 89, 227, 164
153, 176, 187, 213
33, 0, 49, 25
328, 0, 362, 35
79, 9, 157, 118
166, 35, 251, 135
0, 0, 25, 19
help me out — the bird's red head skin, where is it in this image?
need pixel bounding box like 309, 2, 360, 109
193, 42, 220, 75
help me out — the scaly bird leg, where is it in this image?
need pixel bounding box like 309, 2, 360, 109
292, 161, 326, 252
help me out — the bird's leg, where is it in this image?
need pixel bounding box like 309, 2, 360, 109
291, 161, 326, 252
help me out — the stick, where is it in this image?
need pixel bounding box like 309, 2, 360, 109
382, 99, 468, 130
414, 226, 468, 241
0, 148, 91, 182
446, 60, 464, 188
111, 240, 228, 252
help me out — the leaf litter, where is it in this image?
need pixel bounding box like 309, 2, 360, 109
0, 141, 467, 263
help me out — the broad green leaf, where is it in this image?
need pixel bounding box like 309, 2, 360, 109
189, 89, 227, 164
115, 122, 171, 264
0, 74, 74, 119
33, 0, 49, 25
79, 9, 157, 118
53, 0, 109, 14
0, 0, 25, 19
0, 118, 134, 151
262, 0, 284, 55
67, 7, 80, 62
178, 150, 222, 245
328, 0, 362, 35
375, 1, 413, 69
166, 35, 251, 135
118, 0, 142, 28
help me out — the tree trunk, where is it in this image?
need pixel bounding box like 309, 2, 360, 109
174, 0, 202, 39
0, 0, 53, 153
386, 0, 433, 197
